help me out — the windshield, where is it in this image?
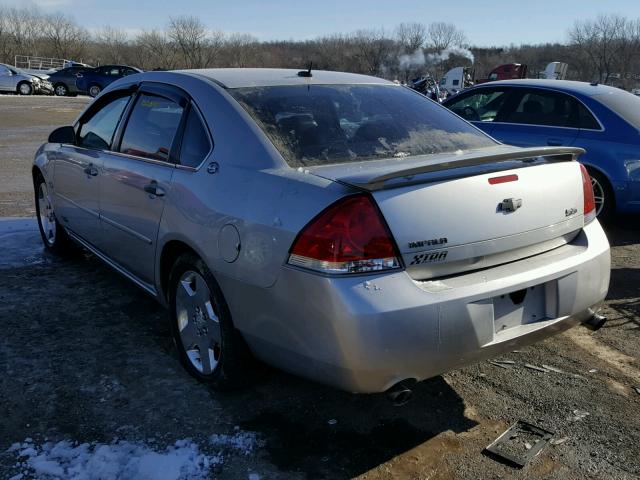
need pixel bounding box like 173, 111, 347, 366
230, 84, 496, 167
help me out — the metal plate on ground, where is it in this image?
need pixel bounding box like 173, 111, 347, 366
483, 420, 554, 468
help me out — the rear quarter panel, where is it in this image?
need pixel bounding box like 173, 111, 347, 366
145, 73, 353, 309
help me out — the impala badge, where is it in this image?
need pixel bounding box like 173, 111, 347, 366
500, 198, 522, 213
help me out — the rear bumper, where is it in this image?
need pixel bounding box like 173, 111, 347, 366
236, 220, 610, 393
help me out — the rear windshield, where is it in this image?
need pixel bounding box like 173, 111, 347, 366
230, 84, 496, 167
593, 89, 640, 131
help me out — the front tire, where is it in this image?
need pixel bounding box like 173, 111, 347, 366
54, 83, 68, 96
168, 253, 249, 389
588, 169, 615, 221
34, 173, 74, 254
18, 82, 33, 95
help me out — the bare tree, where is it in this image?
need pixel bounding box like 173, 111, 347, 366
221, 33, 258, 67
6, 6, 42, 57
95, 26, 129, 64
134, 29, 177, 70
168, 15, 209, 68
569, 14, 628, 83
41, 13, 89, 60
395, 22, 427, 52
352, 29, 394, 75
427, 22, 467, 52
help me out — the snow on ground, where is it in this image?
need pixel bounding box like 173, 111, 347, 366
6, 430, 263, 480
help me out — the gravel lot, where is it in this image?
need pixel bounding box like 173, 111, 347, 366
0, 95, 638, 479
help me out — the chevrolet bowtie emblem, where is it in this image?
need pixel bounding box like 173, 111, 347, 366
500, 198, 523, 213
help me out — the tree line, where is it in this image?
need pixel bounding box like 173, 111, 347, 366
1, 7, 639, 89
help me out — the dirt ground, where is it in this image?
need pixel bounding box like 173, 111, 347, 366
0, 95, 638, 479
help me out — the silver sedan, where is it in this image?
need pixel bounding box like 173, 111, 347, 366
0, 63, 53, 95
33, 69, 610, 393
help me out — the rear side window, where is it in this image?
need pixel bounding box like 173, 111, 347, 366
593, 89, 640, 130
119, 94, 184, 162
77, 95, 131, 150
575, 102, 601, 130
179, 106, 211, 168
231, 84, 496, 167
446, 89, 509, 122
502, 90, 576, 127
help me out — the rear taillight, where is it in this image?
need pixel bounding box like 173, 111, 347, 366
288, 194, 401, 274
580, 164, 596, 224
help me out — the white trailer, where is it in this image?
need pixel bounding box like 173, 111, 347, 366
541, 62, 568, 80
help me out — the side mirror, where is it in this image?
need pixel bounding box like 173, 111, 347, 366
48, 125, 76, 144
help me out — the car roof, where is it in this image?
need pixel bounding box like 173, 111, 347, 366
182, 68, 394, 89
468, 79, 624, 98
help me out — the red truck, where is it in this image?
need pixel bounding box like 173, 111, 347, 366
477, 63, 528, 84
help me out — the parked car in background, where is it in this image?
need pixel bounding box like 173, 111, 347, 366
48, 65, 92, 96
0, 63, 53, 95
34, 69, 610, 393
76, 65, 142, 97
444, 79, 640, 219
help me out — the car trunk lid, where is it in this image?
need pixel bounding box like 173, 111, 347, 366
308, 146, 586, 280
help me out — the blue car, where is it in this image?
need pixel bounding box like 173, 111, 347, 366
76, 64, 141, 98
443, 79, 640, 218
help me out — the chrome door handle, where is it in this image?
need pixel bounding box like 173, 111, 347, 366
83, 164, 98, 176
144, 181, 165, 197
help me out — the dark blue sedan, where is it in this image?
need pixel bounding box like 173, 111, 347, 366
444, 79, 640, 218
76, 64, 141, 98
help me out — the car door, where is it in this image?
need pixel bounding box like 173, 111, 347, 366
53, 92, 132, 247
0, 65, 14, 91
98, 84, 187, 284
444, 87, 512, 136
490, 88, 580, 147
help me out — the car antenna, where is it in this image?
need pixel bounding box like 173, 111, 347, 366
298, 62, 313, 78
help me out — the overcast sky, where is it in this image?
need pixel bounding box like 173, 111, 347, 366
2, 0, 639, 46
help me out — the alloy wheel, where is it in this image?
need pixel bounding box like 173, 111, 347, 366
19, 83, 32, 95
55, 85, 67, 96
591, 175, 605, 217
89, 85, 100, 97
175, 270, 222, 375
38, 182, 56, 246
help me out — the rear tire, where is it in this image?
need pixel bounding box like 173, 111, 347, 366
34, 173, 75, 255
88, 84, 101, 98
168, 253, 250, 390
588, 168, 615, 222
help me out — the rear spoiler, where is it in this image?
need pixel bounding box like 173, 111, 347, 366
345, 147, 585, 191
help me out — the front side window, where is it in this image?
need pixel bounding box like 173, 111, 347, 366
179, 106, 211, 168
77, 95, 131, 150
446, 89, 509, 122
502, 90, 577, 127
230, 84, 496, 167
119, 93, 184, 161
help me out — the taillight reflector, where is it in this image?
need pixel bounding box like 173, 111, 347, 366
580, 164, 596, 224
488, 174, 519, 185
288, 194, 401, 274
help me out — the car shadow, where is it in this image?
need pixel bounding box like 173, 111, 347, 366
221, 370, 475, 479
601, 214, 640, 247
0, 224, 477, 479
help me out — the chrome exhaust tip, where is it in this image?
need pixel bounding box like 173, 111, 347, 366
387, 381, 414, 406
583, 313, 607, 331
